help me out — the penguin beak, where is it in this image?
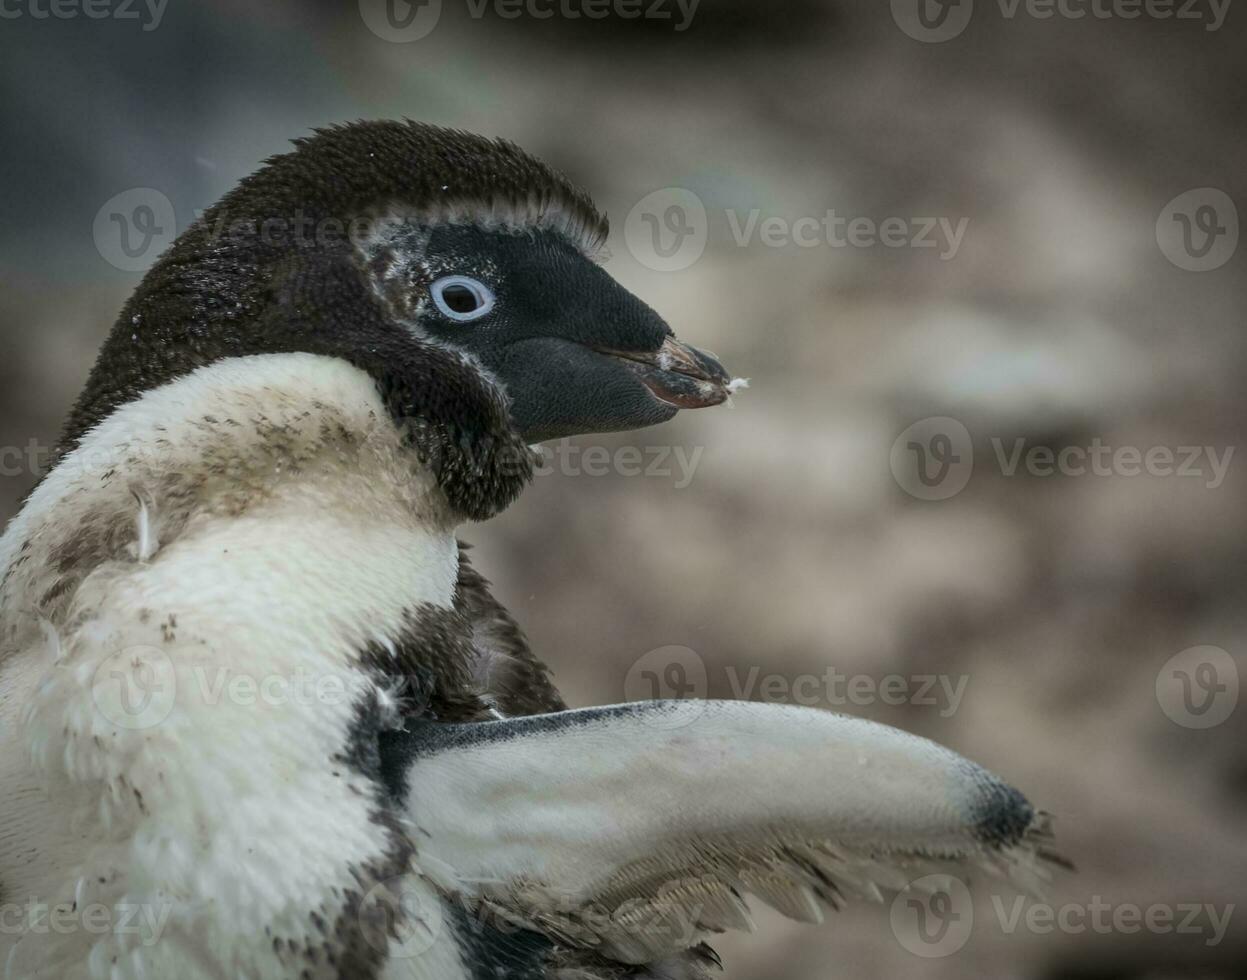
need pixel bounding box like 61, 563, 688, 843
593, 337, 734, 410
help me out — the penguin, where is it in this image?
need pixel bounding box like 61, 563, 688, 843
0, 121, 1063, 980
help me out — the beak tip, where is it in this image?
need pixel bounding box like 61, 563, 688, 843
591, 337, 739, 412
654, 336, 736, 409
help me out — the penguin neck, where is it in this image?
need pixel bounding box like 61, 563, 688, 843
5, 353, 471, 630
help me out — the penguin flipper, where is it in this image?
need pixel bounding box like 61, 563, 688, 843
379, 700, 1067, 965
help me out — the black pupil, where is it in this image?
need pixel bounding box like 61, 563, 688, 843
442, 284, 480, 315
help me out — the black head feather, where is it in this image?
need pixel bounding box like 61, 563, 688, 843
60, 121, 729, 522
60, 122, 610, 520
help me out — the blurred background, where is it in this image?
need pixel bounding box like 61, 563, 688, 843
1, 0, 1244, 976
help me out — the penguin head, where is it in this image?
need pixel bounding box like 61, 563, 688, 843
65, 120, 733, 521
360, 216, 732, 445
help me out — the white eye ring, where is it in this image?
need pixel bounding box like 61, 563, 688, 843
430, 276, 495, 322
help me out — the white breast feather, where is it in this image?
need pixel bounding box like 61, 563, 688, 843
0, 353, 468, 980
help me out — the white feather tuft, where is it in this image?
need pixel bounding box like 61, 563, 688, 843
37, 613, 64, 663
723, 377, 751, 408
130, 491, 159, 562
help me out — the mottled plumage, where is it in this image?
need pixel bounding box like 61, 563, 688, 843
454, 543, 566, 718
1, 121, 1060, 980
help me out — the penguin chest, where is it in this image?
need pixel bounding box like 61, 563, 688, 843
0, 354, 469, 977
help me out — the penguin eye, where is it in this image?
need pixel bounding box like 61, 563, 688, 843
430, 276, 495, 322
